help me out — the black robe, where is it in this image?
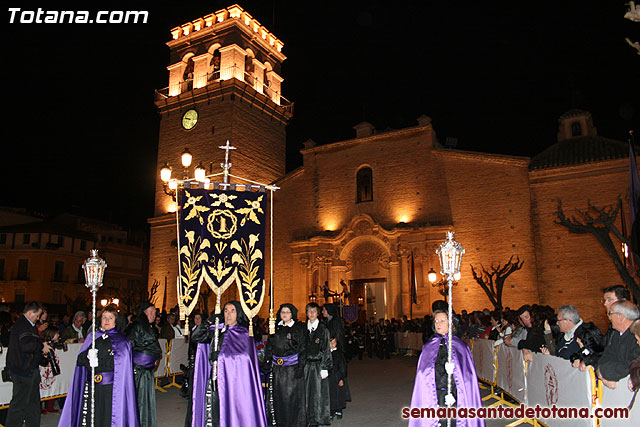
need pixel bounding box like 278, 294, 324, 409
126, 316, 162, 427
304, 322, 331, 426
265, 321, 307, 427
76, 334, 115, 427
329, 347, 350, 414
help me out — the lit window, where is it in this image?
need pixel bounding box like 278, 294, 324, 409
356, 167, 373, 203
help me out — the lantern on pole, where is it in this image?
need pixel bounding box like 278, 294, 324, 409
436, 231, 465, 279
435, 232, 464, 426
83, 249, 106, 427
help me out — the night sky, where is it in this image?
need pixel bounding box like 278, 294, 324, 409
5, 1, 639, 230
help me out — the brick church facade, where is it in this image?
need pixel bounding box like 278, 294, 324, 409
149, 5, 637, 329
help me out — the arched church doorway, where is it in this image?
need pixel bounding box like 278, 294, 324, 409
350, 278, 387, 323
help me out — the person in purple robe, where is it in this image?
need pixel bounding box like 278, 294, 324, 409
59, 304, 139, 427
409, 310, 485, 427
189, 300, 267, 427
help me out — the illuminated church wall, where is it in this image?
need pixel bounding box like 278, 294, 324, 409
531, 159, 633, 330
436, 151, 541, 312
268, 123, 542, 318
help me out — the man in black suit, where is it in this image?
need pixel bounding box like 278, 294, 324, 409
5, 301, 52, 427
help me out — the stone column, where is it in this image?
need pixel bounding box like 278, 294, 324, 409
252, 59, 265, 93
389, 260, 401, 318
399, 251, 410, 317
219, 44, 246, 81
265, 70, 283, 104
167, 62, 184, 96
192, 53, 212, 89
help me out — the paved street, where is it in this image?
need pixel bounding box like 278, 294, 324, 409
40, 354, 516, 427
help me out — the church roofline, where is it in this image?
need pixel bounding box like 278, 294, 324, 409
432, 147, 530, 167
299, 124, 434, 155
166, 4, 286, 62
273, 166, 305, 186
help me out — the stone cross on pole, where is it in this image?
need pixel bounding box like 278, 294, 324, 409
219, 140, 236, 184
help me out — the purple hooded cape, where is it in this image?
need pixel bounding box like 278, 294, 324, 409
59, 328, 139, 427
408, 335, 485, 427
192, 324, 267, 427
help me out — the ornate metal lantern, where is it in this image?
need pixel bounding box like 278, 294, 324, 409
436, 231, 465, 279
83, 249, 106, 292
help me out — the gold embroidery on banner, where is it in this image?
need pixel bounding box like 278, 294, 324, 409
183, 191, 210, 225
179, 230, 210, 304
207, 209, 238, 240
231, 234, 263, 306
235, 195, 264, 226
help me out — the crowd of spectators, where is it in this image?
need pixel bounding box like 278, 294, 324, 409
339, 285, 640, 394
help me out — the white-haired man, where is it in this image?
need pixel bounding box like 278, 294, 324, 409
597, 300, 640, 389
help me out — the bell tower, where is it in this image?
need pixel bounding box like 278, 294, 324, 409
148, 4, 293, 308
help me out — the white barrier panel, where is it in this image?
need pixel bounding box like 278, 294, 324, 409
526, 352, 592, 427
600, 375, 639, 426
39, 343, 82, 399
155, 338, 168, 378
168, 337, 189, 376
472, 339, 496, 384
496, 344, 526, 403
0, 343, 83, 406
2, 339, 172, 405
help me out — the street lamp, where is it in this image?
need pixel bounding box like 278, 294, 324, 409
161, 147, 203, 203
194, 163, 206, 182
181, 148, 192, 168
309, 292, 317, 303
160, 162, 172, 182
427, 268, 437, 284
100, 297, 120, 307
428, 270, 459, 302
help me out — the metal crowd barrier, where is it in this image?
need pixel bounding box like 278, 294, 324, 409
0, 337, 188, 405
470, 338, 640, 426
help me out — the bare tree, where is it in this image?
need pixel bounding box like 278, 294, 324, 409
470, 256, 525, 310
555, 199, 640, 300
147, 279, 160, 307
